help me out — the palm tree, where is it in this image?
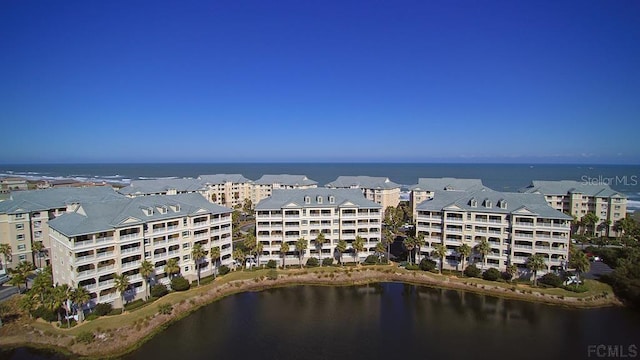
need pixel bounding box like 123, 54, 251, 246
582, 212, 599, 237
569, 250, 590, 282
295, 237, 307, 269
71, 286, 90, 322
526, 254, 547, 286
414, 233, 425, 263
243, 233, 257, 259
19, 294, 37, 319
53, 284, 71, 326
505, 264, 518, 282
233, 248, 246, 270
210, 246, 221, 277
383, 227, 394, 263
32, 241, 45, 269
432, 243, 447, 274
255, 242, 264, 268
336, 239, 347, 266
457, 243, 471, 276
165, 258, 180, 279
403, 237, 415, 265
139, 260, 154, 300
0, 244, 12, 272
315, 233, 327, 266
113, 273, 130, 308
191, 243, 206, 286
375, 242, 386, 262
15, 261, 34, 290
279, 242, 289, 268
475, 238, 491, 270
353, 236, 365, 265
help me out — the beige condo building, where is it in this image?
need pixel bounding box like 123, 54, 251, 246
409, 178, 486, 221
118, 178, 207, 198
199, 174, 254, 209
253, 174, 318, 204
325, 176, 401, 212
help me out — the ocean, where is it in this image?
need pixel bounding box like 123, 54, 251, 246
1, 163, 639, 208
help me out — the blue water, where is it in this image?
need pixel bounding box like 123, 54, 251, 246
1, 163, 639, 203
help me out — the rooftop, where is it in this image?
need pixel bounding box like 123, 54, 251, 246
199, 174, 253, 185
520, 180, 625, 198
410, 177, 486, 192
325, 176, 401, 189
118, 178, 205, 196
0, 186, 123, 214
256, 188, 381, 210
254, 174, 318, 186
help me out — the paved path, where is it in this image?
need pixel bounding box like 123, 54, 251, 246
583, 261, 614, 280
0, 285, 19, 302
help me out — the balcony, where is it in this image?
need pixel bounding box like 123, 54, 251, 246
77, 269, 95, 278
74, 239, 93, 248
121, 247, 141, 255
120, 233, 141, 241
95, 236, 114, 245
122, 260, 141, 270
96, 251, 115, 259
98, 279, 115, 288
97, 265, 115, 274
513, 244, 533, 250
75, 254, 95, 263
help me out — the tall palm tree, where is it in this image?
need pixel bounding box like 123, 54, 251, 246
336, 239, 347, 266
295, 237, 307, 269
255, 242, 264, 268
353, 236, 365, 265
432, 243, 447, 274
475, 238, 491, 270
243, 233, 257, 259
526, 254, 547, 286
15, 261, 34, 290
457, 244, 471, 276
191, 243, 206, 286
0, 244, 12, 272
53, 284, 71, 326
383, 228, 394, 263
375, 242, 386, 262
71, 286, 90, 322
113, 273, 130, 308
403, 237, 415, 265
569, 250, 590, 282
210, 246, 221, 277
315, 233, 327, 266
233, 248, 246, 270
279, 241, 289, 268
165, 258, 180, 279
32, 241, 45, 269
139, 260, 154, 300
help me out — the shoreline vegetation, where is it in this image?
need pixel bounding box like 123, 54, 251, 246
0, 264, 621, 359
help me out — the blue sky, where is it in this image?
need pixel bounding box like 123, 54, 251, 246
1, 0, 639, 164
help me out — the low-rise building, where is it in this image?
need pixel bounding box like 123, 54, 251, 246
48, 193, 233, 307
255, 189, 382, 266
521, 180, 627, 237
325, 176, 401, 212
409, 178, 486, 220
118, 178, 207, 198
253, 174, 318, 204
199, 174, 254, 209
415, 189, 572, 275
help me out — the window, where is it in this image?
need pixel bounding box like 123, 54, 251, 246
18, 255, 27, 261
15, 224, 24, 230
17, 234, 24, 241
304, 196, 311, 204
184, 266, 189, 272
182, 231, 190, 238
470, 198, 477, 207
317, 196, 323, 204
183, 218, 188, 226
17, 244, 26, 251
183, 255, 190, 260
15, 213, 24, 219
34, 231, 42, 238
182, 243, 190, 249
329, 196, 335, 204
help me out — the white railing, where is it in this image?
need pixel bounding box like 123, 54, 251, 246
95, 236, 114, 244
97, 265, 115, 274
120, 247, 141, 255
96, 251, 115, 259
77, 269, 95, 277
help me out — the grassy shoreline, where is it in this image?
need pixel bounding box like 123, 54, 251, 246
0, 265, 622, 359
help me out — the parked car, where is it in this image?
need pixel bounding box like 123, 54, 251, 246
563, 275, 583, 286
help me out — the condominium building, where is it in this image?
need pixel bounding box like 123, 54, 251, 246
409, 178, 486, 220
325, 176, 401, 212
0, 187, 123, 271
198, 174, 254, 209
521, 180, 627, 237
48, 193, 233, 307
255, 189, 382, 266
118, 178, 207, 198
415, 189, 572, 275
253, 175, 318, 204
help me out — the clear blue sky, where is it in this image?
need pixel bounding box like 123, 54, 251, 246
1, 0, 639, 164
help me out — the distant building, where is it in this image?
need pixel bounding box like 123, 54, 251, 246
0, 177, 29, 193
416, 189, 572, 274
325, 176, 402, 212
0, 187, 122, 270
253, 174, 318, 204
48, 193, 233, 307
199, 174, 254, 209
118, 178, 207, 198
255, 189, 382, 266
409, 178, 486, 220
521, 180, 627, 237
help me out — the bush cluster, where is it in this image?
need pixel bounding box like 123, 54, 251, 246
150, 284, 169, 298
363, 255, 379, 265
306, 258, 319, 267
158, 303, 173, 315
419, 258, 436, 272
464, 265, 481, 278
93, 303, 113, 316
482, 268, 501, 281
31, 306, 57, 322
171, 277, 190, 291
218, 265, 231, 275
266, 260, 278, 269
405, 264, 420, 271
322, 258, 334, 266
538, 273, 563, 288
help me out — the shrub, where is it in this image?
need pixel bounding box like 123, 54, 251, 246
32, 306, 57, 322
108, 308, 123, 316
538, 273, 563, 288
322, 257, 334, 266
76, 331, 94, 344
199, 274, 215, 285
93, 303, 113, 316
363, 255, 378, 265
482, 268, 501, 281
306, 257, 319, 267
124, 299, 145, 311
158, 303, 173, 315
464, 265, 481, 278
406, 264, 420, 271
171, 277, 191, 291
150, 284, 169, 298
266, 269, 278, 280
419, 258, 436, 272
85, 313, 99, 321
218, 265, 231, 276
266, 260, 277, 269
563, 284, 589, 293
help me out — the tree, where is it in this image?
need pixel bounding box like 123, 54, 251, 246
54, 284, 72, 327
32, 241, 45, 269
0, 244, 12, 271
457, 244, 472, 276
255, 242, 264, 268
139, 260, 154, 300
210, 246, 221, 277
15, 261, 34, 290
242, 198, 254, 216
505, 264, 518, 282
375, 242, 386, 262
71, 286, 90, 322
113, 273, 130, 308
315, 233, 327, 266
383, 227, 394, 263
165, 258, 180, 279
336, 239, 347, 265
353, 236, 365, 264
191, 243, 206, 286
432, 243, 447, 274
526, 254, 547, 286
243, 233, 257, 258
475, 238, 491, 270
233, 248, 246, 270
403, 237, 415, 265
279, 242, 289, 268
414, 233, 425, 263
582, 212, 599, 237
569, 250, 590, 282
295, 237, 307, 269
615, 217, 637, 240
